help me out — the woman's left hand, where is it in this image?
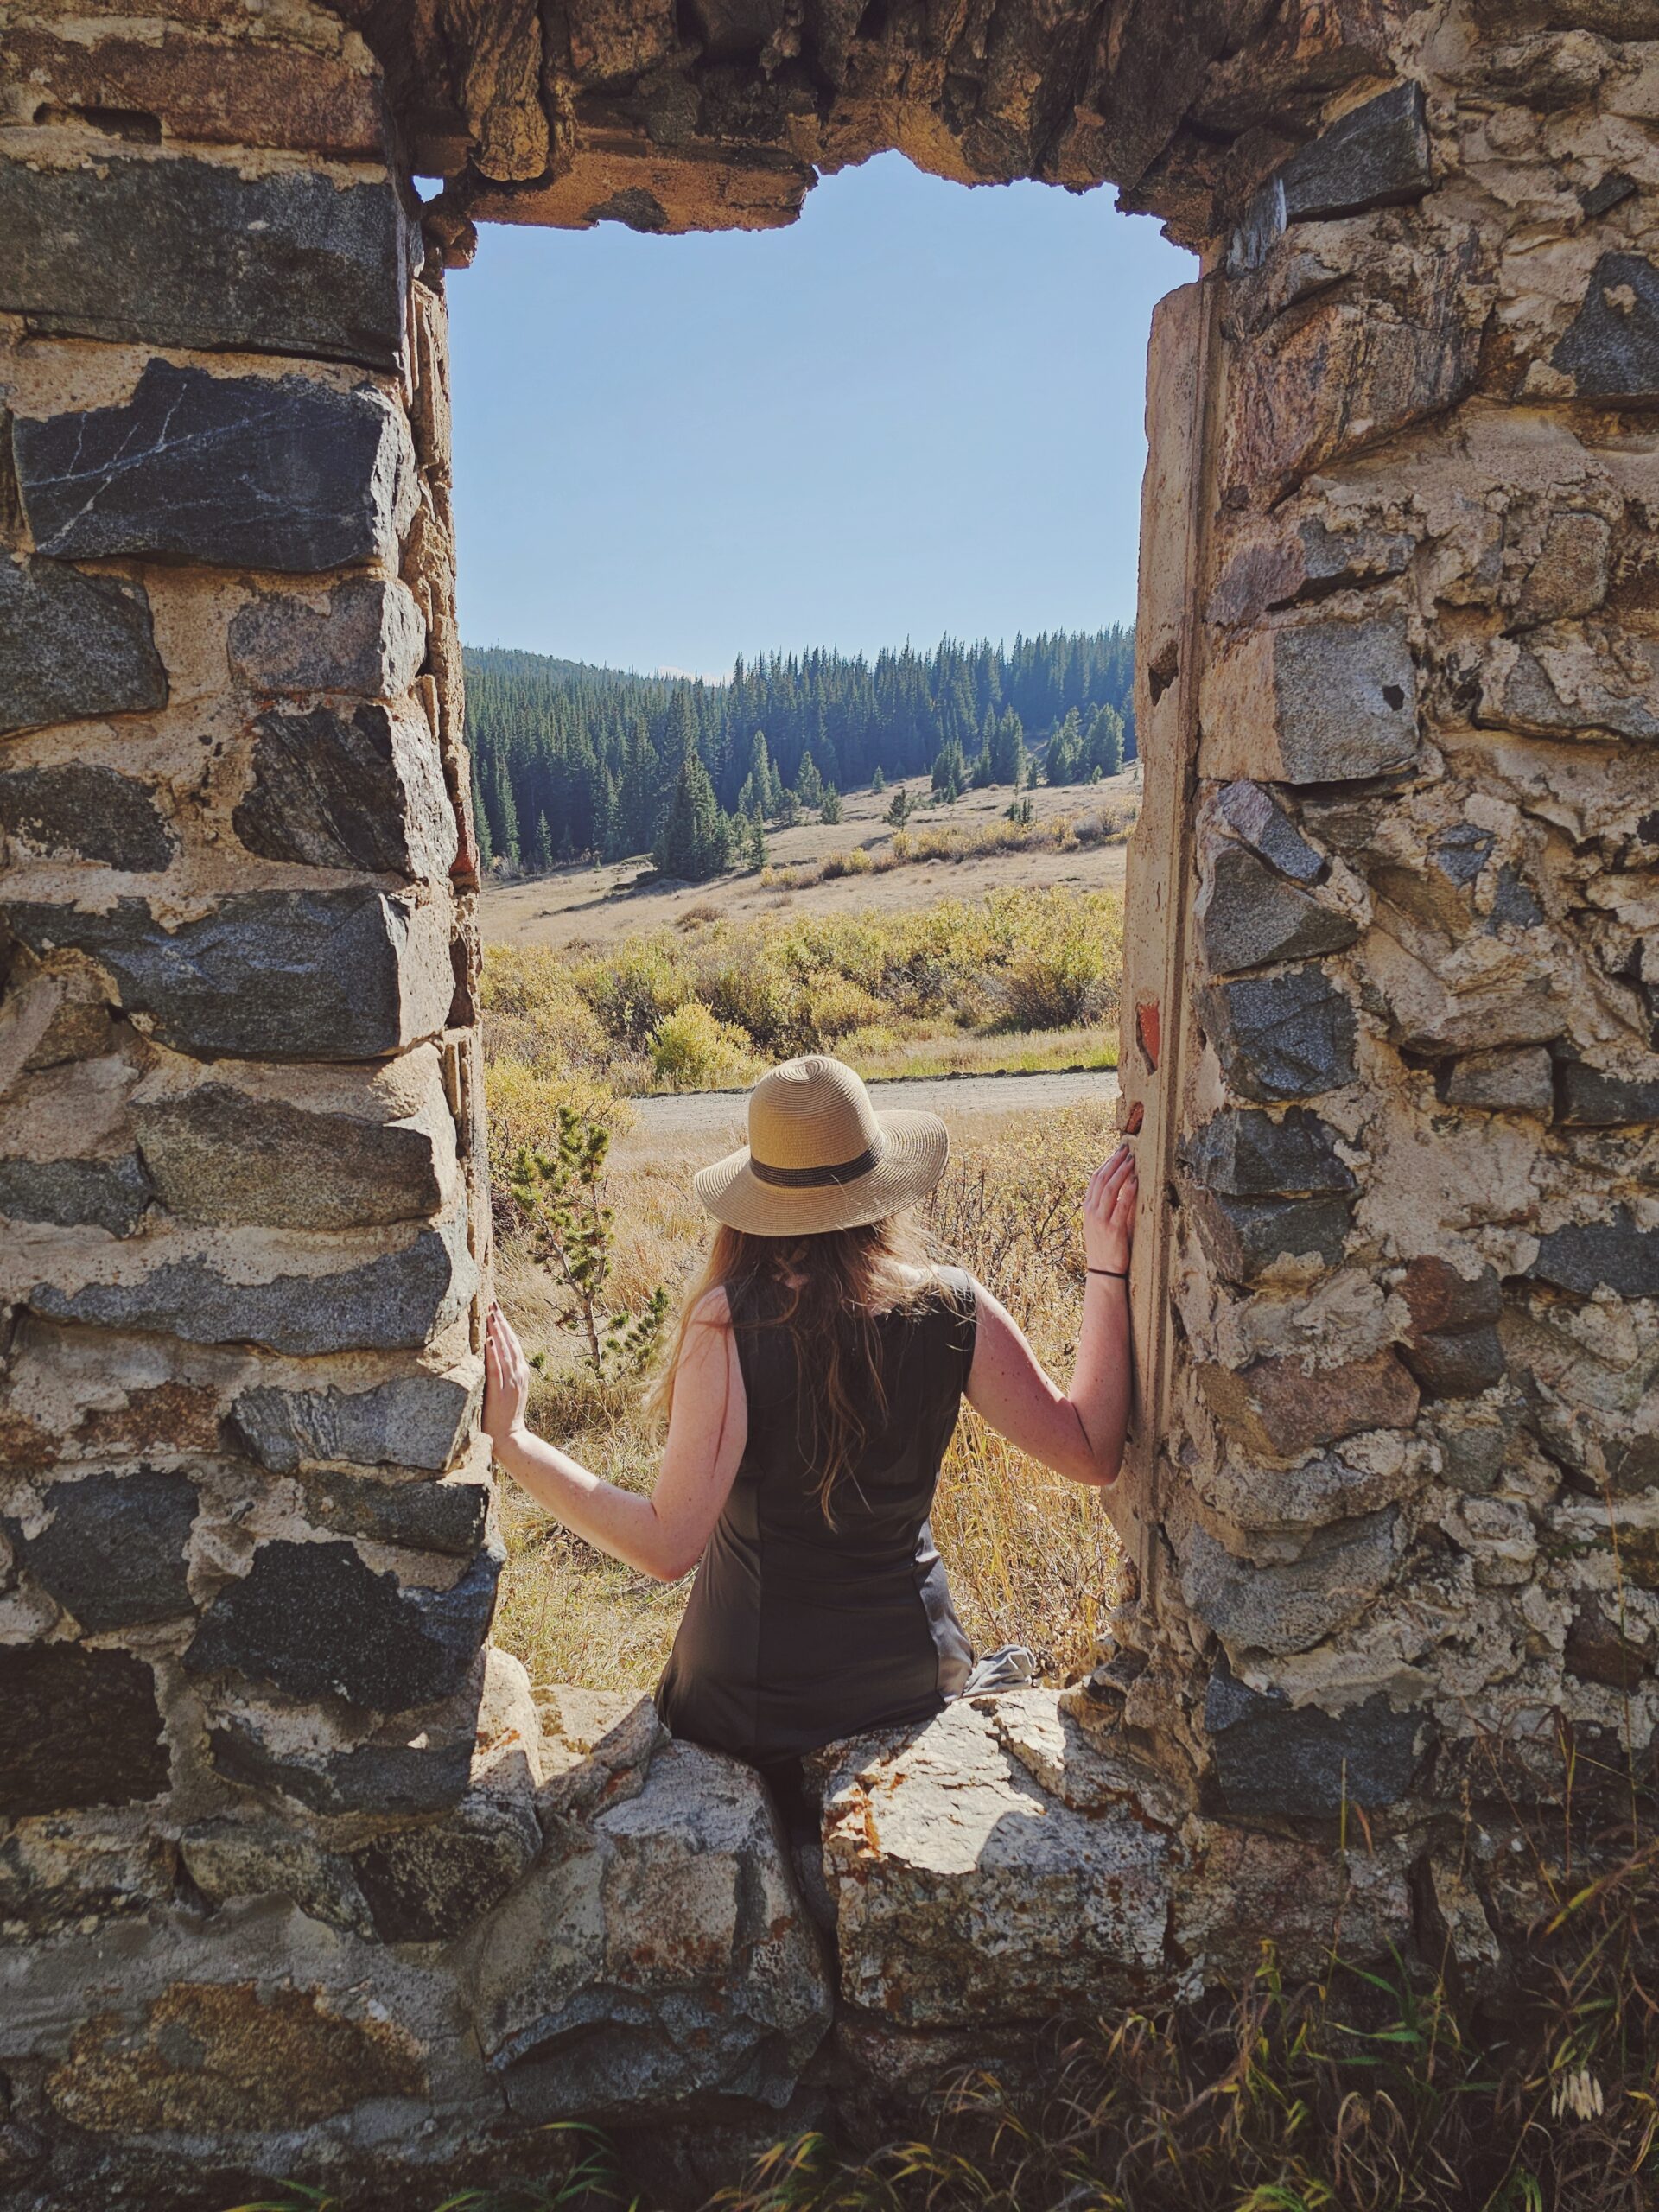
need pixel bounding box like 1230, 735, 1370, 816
482, 1305, 532, 1451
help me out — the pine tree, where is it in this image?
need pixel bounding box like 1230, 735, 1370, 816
1084, 702, 1124, 779
746, 814, 768, 869
1046, 707, 1084, 785
470, 763, 494, 869
795, 747, 823, 808
931, 740, 966, 802
528, 809, 553, 873
887, 785, 912, 828
652, 747, 734, 882
820, 785, 842, 824
871, 764, 886, 794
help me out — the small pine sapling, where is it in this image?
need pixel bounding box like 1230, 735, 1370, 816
508, 1109, 668, 1382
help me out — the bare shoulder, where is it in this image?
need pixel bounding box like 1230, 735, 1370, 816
687, 1284, 733, 1332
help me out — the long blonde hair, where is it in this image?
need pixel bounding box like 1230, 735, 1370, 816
653, 1215, 938, 1522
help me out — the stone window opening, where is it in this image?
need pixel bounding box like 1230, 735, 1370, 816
2, 3, 1657, 2198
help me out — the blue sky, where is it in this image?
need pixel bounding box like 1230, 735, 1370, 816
448, 154, 1194, 676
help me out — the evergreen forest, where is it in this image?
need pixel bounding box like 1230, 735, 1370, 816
466, 629, 1135, 880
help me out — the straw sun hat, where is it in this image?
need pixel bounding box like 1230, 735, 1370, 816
692, 1055, 950, 1236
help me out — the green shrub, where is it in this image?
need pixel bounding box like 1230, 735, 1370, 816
649, 1002, 759, 1089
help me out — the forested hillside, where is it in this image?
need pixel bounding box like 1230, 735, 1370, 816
465, 630, 1135, 875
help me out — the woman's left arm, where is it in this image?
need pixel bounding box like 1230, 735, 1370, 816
482, 1295, 747, 1582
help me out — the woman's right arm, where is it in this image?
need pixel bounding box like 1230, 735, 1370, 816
963, 1145, 1137, 1487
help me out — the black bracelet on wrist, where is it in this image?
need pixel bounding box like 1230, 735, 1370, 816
1087, 1267, 1129, 1281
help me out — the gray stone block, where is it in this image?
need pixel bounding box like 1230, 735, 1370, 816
1529, 1210, 1659, 1298
0, 152, 414, 372
0, 1646, 168, 1816
184, 1537, 500, 1713
1279, 82, 1433, 223
209, 1718, 474, 1816
0, 1153, 153, 1236
1204, 1660, 1423, 1817
6, 887, 454, 1061
1188, 1188, 1353, 1283
1445, 1046, 1554, 1117
9, 1468, 195, 1632
0, 764, 175, 869
1198, 844, 1358, 976
228, 1370, 480, 1475
233, 702, 458, 879
1180, 1106, 1355, 1196
132, 1082, 448, 1230
1198, 968, 1359, 1100
1559, 1061, 1659, 1125
0, 556, 166, 739
14, 361, 416, 574
228, 579, 427, 699
1181, 1511, 1402, 1657
1273, 619, 1419, 783
1213, 779, 1325, 884
300, 1470, 491, 1557
180, 1822, 375, 1939
1554, 253, 1659, 399
29, 1215, 474, 1356
351, 1788, 541, 1942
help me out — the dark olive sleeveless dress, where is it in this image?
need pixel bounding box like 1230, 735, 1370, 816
655, 1265, 977, 1764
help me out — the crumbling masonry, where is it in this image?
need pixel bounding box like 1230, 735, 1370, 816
1, 0, 1656, 2200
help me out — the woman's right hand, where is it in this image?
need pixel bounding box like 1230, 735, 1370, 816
1084, 1145, 1138, 1275
482, 1305, 532, 1452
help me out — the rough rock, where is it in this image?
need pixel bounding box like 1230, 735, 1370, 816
180, 1822, 376, 1938
8, 1467, 195, 1632
1398, 1256, 1506, 1399
1187, 1187, 1353, 1281
29, 1215, 474, 1356
6, 888, 454, 1061
0, 1647, 168, 1816
1202, 617, 1418, 785
1553, 252, 1659, 399
1529, 1210, 1659, 1297
1224, 226, 1491, 502
12, 360, 416, 573
1212, 779, 1325, 882
1198, 843, 1357, 975
0, 1153, 153, 1236
1559, 1062, 1659, 1125
0, 1822, 175, 1937
233, 701, 458, 878
353, 1788, 542, 1942
1192, 1431, 1428, 1535
1180, 1510, 1402, 1656
45, 1982, 425, 2134
0, 764, 176, 870
209, 1715, 474, 1817
0, 557, 166, 739
1564, 1601, 1648, 1692
1204, 1661, 1425, 1816
1515, 512, 1611, 626
1198, 969, 1359, 1100
817, 1698, 1175, 2027
185, 1537, 500, 1712
1445, 1046, 1554, 1116
299, 1469, 491, 1557
228, 579, 427, 699
131, 1078, 450, 1230
1181, 1106, 1355, 1196
536, 1685, 665, 1822
228, 1370, 480, 1475
469, 1740, 833, 2116
1480, 626, 1659, 743
1198, 1347, 1421, 1459
0, 152, 414, 372
1277, 82, 1432, 223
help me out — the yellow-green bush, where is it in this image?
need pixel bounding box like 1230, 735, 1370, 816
649, 1002, 760, 1089
484, 883, 1123, 1098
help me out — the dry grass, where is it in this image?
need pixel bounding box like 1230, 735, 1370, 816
755, 799, 1137, 893
492, 1101, 1125, 1697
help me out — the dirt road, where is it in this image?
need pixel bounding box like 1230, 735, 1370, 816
614, 1066, 1122, 1157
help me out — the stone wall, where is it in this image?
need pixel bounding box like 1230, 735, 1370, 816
1, 0, 1656, 2201
1107, 13, 1659, 1837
